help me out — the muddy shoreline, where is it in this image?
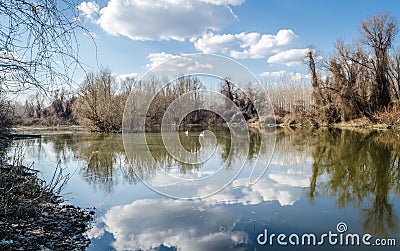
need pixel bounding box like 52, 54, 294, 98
0, 164, 94, 250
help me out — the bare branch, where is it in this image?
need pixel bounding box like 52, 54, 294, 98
0, 0, 93, 94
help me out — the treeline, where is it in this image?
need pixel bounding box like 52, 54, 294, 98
1, 70, 309, 132
133, 76, 262, 130
74, 71, 260, 131
264, 75, 312, 123
308, 13, 400, 124
0, 70, 134, 132
2, 70, 262, 132
0, 90, 76, 131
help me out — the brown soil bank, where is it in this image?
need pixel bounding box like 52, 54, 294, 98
0, 165, 94, 250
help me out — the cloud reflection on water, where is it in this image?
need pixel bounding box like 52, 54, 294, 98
91, 163, 311, 250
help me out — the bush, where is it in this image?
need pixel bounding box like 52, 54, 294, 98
73, 70, 131, 132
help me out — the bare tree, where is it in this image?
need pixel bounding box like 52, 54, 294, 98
73, 70, 131, 132
307, 49, 324, 107
220, 79, 258, 121
328, 42, 373, 121
0, 0, 89, 93
389, 49, 400, 102
0, 95, 13, 131
145, 76, 204, 127
361, 13, 398, 110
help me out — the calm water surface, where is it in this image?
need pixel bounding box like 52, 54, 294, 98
13, 128, 400, 250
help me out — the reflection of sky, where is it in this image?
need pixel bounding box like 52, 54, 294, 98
88, 161, 313, 251
91, 199, 248, 251
199, 166, 311, 207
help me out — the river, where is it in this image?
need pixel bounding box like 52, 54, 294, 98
12, 127, 400, 250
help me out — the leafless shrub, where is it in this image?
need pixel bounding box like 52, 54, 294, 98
73, 69, 132, 132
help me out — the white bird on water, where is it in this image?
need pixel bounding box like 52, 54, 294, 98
199, 131, 205, 138
185, 130, 189, 136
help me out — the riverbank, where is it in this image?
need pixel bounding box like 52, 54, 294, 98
0, 163, 94, 250
11, 120, 399, 134
11, 125, 89, 133
10, 108, 400, 135
264, 112, 400, 130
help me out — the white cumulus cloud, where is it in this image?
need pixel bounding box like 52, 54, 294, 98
266, 48, 309, 66
259, 70, 286, 78
199, 0, 245, 6
260, 71, 311, 81
193, 33, 237, 54
146, 52, 180, 69
96, 0, 238, 41
77, 1, 99, 20
146, 52, 214, 72
100, 199, 248, 251
199, 169, 310, 207
194, 29, 299, 59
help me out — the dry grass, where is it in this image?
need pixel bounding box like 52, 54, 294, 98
374, 107, 400, 126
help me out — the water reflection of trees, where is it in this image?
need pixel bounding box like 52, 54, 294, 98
75, 134, 126, 193
42, 133, 128, 193
125, 128, 257, 176
307, 128, 400, 237
44, 128, 271, 193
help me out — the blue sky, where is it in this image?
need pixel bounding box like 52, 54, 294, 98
75, 0, 400, 83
